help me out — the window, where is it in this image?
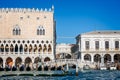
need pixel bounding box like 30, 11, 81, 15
95, 41, 99, 50
13, 25, 21, 35
115, 41, 119, 50
37, 26, 45, 35
85, 41, 89, 50
105, 41, 109, 50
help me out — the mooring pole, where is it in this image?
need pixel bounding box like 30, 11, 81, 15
66, 63, 69, 72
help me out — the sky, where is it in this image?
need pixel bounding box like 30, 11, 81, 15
0, 0, 120, 44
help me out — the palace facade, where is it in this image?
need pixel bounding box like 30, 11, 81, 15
76, 31, 120, 63
0, 6, 56, 68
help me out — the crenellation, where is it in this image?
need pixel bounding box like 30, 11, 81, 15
40, 8, 43, 12
36, 8, 39, 12
45, 8, 47, 12
0, 6, 54, 13
49, 8, 52, 11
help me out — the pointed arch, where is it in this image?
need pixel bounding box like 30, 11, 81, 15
1, 44, 4, 52
18, 29, 21, 35
16, 29, 18, 35
37, 26, 45, 35
37, 29, 39, 35
5, 44, 9, 52
48, 44, 52, 53
15, 57, 22, 66
43, 44, 47, 53
13, 25, 21, 35
25, 57, 32, 65
10, 44, 14, 52
24, 44, 28, 52
6, 57, 13, 67
43, 29, 45, 35
0, 57, 3, 67
20, 44, 23, 52
15, 44, 18, 52
38, 44, 42, 53
13, 29, 16, 35
29, 44, 32, 52
44, 57, 51, 62
40, 29, 42, 35
34, 44, 37, 52
34, 57, 41, 63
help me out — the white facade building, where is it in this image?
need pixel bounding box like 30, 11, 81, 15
76, 31, 120, 63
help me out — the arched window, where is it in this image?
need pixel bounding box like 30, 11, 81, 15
24, 44, 28, 52
5, 44, 9, 52
105, 41, 109, 50
38, 44, 42, 53
43, 44, 47, 53
20, 44, 23, 52
1, 44, 4, 52
115, 41, 119, 50
43, 29, 45, 35
10, 44, 14, 52
29, 44, 32, 52
37, 26, 45, 35
15, 44, 18, 52
34, 44, 37, 52
48, 44, 52, 53
13, 25, 21, 35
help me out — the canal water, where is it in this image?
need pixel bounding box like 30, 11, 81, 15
0, 70, 120, 80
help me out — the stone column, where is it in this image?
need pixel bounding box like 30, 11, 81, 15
81, 54, 84, 62
111, 54, 114, 62
91, 54, 94, 63
3, 60, 5, 68
101, 54, 104, 66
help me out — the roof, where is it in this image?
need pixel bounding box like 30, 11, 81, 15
81, 30, 120, 35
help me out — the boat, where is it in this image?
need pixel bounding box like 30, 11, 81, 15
83, 64, 90, 70
100, 66, 107, 70
110, 66, 116, 70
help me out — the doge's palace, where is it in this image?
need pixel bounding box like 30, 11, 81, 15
0, 6, 56, 68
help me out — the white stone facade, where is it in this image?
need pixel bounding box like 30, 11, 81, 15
56, 43, 72, 59
76, 31, 120, 63
0, 6, 56, 68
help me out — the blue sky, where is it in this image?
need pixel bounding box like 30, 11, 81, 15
0, 0, 120, 43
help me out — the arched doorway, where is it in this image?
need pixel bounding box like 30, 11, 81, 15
25, 57, 32, 66
6, 57, 13, 67
104, 54, 111, 63
15, 57, 22, 67
114, 54, 120, 63
44, 57, 50, 62
84, 54, 91, 61
0, 57, 3, 67
94, 54, 101, 62
34, 57, 41, 63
